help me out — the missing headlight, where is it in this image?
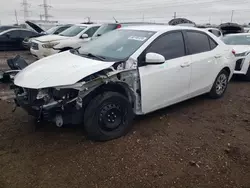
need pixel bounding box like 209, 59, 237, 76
52, 89, 79, 100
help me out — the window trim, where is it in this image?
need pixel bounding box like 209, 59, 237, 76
183, 30, 218, 55
138, 30, 188, 67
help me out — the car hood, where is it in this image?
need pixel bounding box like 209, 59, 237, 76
231, 45, 250, 54
14, 51, 115, 89
25, 21, 44, 33
34, 35, 69, 42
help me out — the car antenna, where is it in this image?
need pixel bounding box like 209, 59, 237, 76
113, 17, 118, 23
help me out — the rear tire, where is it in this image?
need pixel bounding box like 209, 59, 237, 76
209, 70, 229, 99
83, 92, 134, 141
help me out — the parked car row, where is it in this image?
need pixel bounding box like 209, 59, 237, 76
10, 25, 236, 141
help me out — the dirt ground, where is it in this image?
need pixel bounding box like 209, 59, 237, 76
1, 51, 250, 188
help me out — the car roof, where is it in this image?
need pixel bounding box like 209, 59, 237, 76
120, 25, 205, 32
75, 23, 101, 27
3, 28, 35, 32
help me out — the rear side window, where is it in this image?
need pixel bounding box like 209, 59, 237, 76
146, 31, 185, 60
209, 38, 218, 50
186, 31, 211, 54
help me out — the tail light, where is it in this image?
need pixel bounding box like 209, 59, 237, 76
232, 49, 236, 55
117, 24, 121, 29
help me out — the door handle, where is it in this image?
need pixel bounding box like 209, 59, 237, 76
180, 62, 191, 68
215, 55, 222, 58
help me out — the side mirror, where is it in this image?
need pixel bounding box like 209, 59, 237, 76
81, 34, 89, 39
145, 52, 165, 64
6, 33, 10, 38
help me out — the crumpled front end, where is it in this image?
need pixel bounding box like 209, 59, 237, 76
14, 86, 83, 126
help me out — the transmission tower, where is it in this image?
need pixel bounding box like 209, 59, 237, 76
40, 0, 52, 21
21, 0, 30, 21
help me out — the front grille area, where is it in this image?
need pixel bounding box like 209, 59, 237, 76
235, 59, 244, 71
31, 42, 39, 50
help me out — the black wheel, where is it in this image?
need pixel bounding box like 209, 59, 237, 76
83, 92, 135, 141
244, 66, 250, 81
209, 70, 229, 99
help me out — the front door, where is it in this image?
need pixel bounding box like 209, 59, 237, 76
138, 31, 192, 114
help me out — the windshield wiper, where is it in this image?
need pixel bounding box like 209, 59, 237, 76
81, 52, 106, 61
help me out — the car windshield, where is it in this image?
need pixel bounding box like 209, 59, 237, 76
59, 25, 87, 37
92, 24, 118, 37
46, 26, 59, 34
78, 29, 155, 61
222, 35, 250, 45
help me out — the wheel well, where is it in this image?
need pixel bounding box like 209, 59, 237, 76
222, 67, 231, 76
82, 83, 134, 111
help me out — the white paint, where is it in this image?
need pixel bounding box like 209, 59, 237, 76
14, 51, 115, 89
30, 24, 101, 59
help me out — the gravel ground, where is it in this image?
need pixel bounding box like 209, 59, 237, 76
1, 51, 250, 188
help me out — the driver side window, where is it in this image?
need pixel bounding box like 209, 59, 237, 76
146, 31, 186, 61
5, 30, 20, 38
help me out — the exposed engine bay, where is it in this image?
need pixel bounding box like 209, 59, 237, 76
13, 60, 142, 127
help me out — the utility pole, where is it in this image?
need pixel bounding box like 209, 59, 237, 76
21, 0, 30, 21
40, 0, 52, 21
231, 10, 234, 22
15, 10, 19, 25
39, 14, 43, 20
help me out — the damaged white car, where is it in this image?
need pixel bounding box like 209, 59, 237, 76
13, 25, 235, 141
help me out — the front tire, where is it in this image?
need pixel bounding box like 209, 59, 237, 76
83, 92, 134, 141
244, 66, 250, 81
209, 70, 229, 99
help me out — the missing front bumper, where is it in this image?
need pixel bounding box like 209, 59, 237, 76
14, 96, 83, 125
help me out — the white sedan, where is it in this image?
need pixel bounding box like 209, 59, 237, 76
222, 33, 250, 80
30, 24, 100, 59
13, 25, 235, 141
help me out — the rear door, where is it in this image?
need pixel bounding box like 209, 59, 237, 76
184, 30, 219, 97
139, 31, 192, 113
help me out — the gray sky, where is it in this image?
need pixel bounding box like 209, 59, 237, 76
0, 0, 250, 25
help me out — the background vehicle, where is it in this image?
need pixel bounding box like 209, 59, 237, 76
222, 33, 250, 80
219, 22, 244, 35
0, 28, 39, 51
30, 23, 101, 59
205, 28, 223, 38
91, 22, 166, 39
22, 24, 72, 49
13, 25, 235, 141
0, 26, 20, 33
